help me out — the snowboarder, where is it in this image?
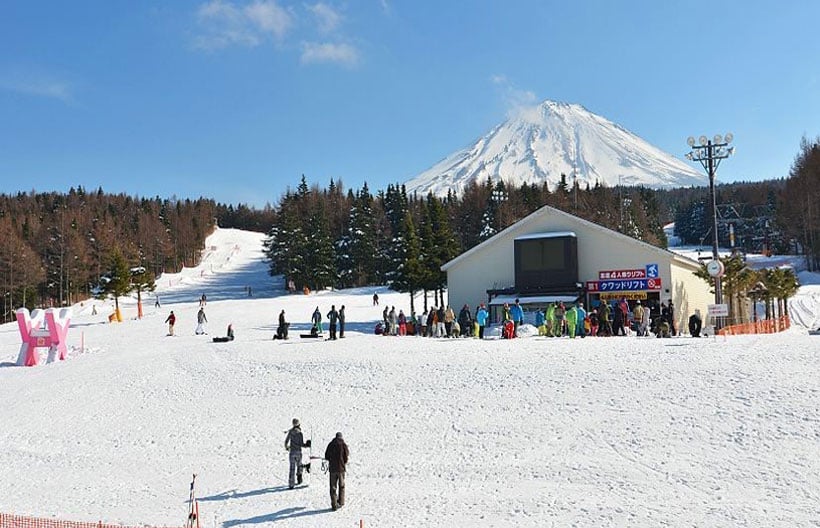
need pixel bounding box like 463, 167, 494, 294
165, 311, 176, 336
327, 305, 339, 340
338, 305, 346, 338
325, 431, 349, 511
285, 418, 310, 489
195, 307, 208, 335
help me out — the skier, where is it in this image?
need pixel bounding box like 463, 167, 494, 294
165, 310, 176, 336
373, 292, 379, 306
338, 305, 346, 338
325, 431, 349, 511
475, 304, 488, 339
327, 305, 339, 340
154, 295, 161, 308
311, 307, 323, 336
285, 418, 310, 489
195, 307, 208, 335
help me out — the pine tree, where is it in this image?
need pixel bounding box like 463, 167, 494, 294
304, 202, 336, 290
99, 248, 134, 315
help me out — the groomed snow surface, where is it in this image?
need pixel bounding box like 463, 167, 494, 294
1, 228, 819, 528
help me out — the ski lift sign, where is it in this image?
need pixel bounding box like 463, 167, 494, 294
587, 264, 661, 292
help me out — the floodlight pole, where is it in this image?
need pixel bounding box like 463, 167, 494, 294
705, 142, 722, 306
686, 134, 734, 311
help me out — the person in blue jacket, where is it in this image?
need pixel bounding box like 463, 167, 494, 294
475, 303, 489, 339
535, 308, 546, 336
575, 302, 587, 338
509, 298, 524, 334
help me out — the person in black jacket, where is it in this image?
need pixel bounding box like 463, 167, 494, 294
327, 305, 339, 340
325, 431, 350, 511
338, 305, 346, 338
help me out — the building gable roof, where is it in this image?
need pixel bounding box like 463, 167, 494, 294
441, 204, 701, 271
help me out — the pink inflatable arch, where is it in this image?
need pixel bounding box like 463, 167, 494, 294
16, 307, 72, 367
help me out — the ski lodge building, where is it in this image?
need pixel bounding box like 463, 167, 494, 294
441, 205, 712, 332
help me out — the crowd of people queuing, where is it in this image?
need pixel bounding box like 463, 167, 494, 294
372, 296, 681, 339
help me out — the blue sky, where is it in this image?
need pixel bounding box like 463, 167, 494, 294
2, 1, 818, 207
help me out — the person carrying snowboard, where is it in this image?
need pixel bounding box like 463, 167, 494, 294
325, 431, 349, 511
285, 418, 310, 489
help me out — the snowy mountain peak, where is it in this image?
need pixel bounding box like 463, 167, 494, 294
404, 99, 706, 197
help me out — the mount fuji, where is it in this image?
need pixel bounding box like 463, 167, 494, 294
405, 100, 706, 197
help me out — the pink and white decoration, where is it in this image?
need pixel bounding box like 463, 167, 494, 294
15, 308, 72, 367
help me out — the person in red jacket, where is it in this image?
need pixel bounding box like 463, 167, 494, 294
164, 311, 176, 336
325, 432, 350, 511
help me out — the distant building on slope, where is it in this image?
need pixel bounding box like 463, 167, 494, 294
441, 205, 711, 334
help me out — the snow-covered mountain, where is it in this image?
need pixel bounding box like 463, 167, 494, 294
405, 100, 705, 197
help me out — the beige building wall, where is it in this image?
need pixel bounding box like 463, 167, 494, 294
670, 258, 712, 334
444, 206, 685, 313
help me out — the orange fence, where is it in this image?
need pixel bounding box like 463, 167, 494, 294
717, 315, 790, 336
0, 513, 182, 528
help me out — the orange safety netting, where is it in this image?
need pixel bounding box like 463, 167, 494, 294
0, 513, 183, 528
718, 315, 790, 336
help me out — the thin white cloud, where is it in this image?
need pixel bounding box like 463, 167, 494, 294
194, 0, 292, 50
300, 41, 359, 66
491, 73, 538, 115
0, 72, 75, 103
307, 2, 342, 33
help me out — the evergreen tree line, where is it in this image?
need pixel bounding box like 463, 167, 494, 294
264, 174, 674, 310
0, 187, 221, 321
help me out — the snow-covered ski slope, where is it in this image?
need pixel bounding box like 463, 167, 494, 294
1, 228, 819, 528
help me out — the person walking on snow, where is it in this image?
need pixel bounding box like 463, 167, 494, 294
195, 307, 208, 335
325, 431, 349, 511
165, 311, 176, 336
285, 418, 309, 488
